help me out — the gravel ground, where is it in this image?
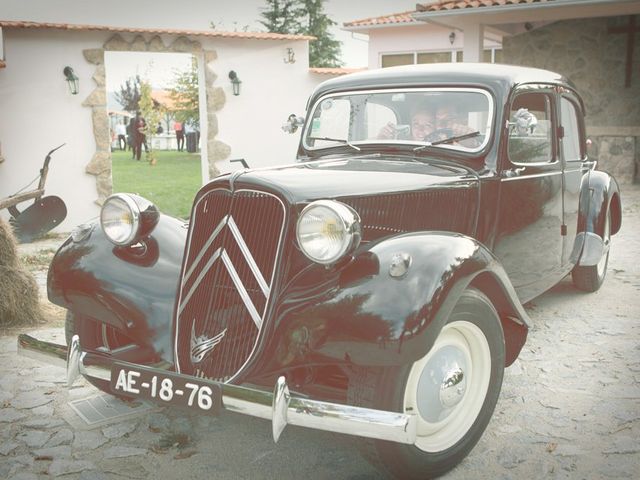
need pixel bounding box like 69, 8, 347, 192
1, 185, 638, 479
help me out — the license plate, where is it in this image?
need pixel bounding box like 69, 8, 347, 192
110, 362, 222, 413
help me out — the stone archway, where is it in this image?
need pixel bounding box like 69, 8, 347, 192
82, 34, 230, 205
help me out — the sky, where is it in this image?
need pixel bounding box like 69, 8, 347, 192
105, 52, 194, 91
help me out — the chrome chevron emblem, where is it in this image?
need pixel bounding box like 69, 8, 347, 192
190, 322, 227, 364
179, 214, 268, 328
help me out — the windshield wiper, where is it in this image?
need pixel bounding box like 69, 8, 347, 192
413, 131, 481, 152
311, 136, 361, 151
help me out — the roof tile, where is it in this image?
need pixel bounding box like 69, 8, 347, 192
343, 11, 418, 28
0, 20, 315, 41
416, 0, 556, 12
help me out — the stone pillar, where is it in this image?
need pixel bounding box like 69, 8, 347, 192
203, 50, 230, 180
83, 48, 111, 205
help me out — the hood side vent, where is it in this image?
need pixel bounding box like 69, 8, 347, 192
340, 189, 475, 242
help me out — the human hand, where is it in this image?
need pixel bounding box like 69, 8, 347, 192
377, 122, 397, 139
449, 122, 474, 137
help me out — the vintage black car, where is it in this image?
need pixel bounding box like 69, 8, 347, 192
19, 64, 621, 479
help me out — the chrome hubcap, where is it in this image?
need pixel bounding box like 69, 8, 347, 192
416, 345, 468, 423
440, 366, 466, 408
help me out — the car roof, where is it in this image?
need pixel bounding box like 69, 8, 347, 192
310, 63, 577, 101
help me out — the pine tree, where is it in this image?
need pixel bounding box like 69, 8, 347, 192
114, 75, 142, 113
259, 0, 342, 68
258, 0, 301, 34
298, 0, 342, 68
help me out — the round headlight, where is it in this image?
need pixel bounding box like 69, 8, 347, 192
296, 200, 361, 265
101, 194, 141, 246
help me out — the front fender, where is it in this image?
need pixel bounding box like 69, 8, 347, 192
574, 170, 621, 266
47, 214, 187, 362
259, 232, 529, 374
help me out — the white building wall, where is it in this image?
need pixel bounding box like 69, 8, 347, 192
0, 29, 105, 227
199, 37, 318, 174
367, 24, 501, 68
0, 29, 324, 230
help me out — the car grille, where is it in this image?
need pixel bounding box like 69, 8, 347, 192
174, 189, 286, 382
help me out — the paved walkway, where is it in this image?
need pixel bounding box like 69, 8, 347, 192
1, 186, 639, 479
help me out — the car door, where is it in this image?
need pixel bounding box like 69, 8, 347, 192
493, 86, 564, 302
557, 91, 591, 266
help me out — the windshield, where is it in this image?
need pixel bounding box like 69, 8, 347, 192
303, 88, 494, 153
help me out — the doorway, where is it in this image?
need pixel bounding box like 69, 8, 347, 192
105, 51, 202, 219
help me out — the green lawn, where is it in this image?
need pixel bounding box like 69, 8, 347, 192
111, 150, 202, 219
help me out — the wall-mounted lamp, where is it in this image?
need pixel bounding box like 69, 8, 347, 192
63, 66, 79, 95
228, 70, 241, 96
284, 47, 296, 64
449, 31, 456, 45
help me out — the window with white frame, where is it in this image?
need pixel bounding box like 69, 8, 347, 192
381, 48, 502, 68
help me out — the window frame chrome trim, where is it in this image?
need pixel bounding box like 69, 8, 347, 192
302, 87, 495, 154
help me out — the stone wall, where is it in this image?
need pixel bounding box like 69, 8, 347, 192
503, 16, 640, 183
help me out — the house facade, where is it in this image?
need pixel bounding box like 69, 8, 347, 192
343, 0, 640, 183
344, 11, 504, 68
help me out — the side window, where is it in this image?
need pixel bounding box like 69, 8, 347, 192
560, 97, 582, 161
508, 92, 553, 164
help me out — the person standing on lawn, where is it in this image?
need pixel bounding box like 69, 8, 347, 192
185, 119, 196, 153
132, 112, 147, 161
174, 120, 184, 152
116, 119, 127, 151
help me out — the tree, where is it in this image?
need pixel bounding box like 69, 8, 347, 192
258, 0, 301, 34
168, 58, 199, 128
299, 0, 342, 68
138, 80, 163, 165
259, 0, 342, 68
114, 75, 142, 113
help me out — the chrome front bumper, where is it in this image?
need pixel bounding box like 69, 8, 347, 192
17, 334, 417, 445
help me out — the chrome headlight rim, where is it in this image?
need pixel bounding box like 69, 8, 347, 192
100, 193, 141, 246
296, 199, 361, 265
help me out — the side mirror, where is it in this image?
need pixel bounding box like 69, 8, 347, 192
282, 114, 305, 134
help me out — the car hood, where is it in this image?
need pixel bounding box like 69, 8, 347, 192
231, 156, 475, 203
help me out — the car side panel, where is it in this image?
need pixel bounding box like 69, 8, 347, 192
47, 215, 187, 362
248, 232, 529, 378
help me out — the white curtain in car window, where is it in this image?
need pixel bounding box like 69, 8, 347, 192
561, 98, 582, 161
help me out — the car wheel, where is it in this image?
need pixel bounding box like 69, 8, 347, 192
348, 289, 505, 479
572, 208, 611, 293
